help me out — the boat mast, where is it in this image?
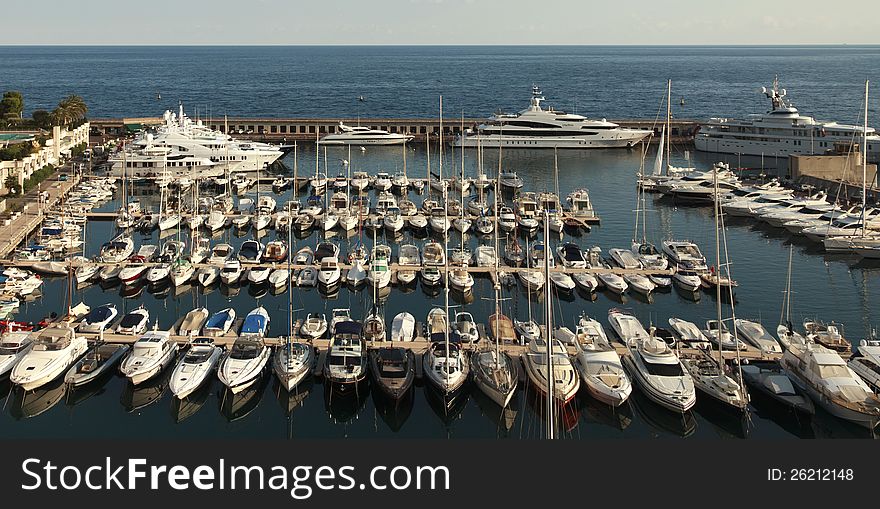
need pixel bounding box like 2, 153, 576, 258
713, 167, 723, 368
492, 135, 501, 369
287, 205, 293, 359
460, 112, 466, 251
666, 79, 672, 174
224, 115, 230, 196
543, 209, 555, 439
293, 141, 298, 201
440, 95, 451, 394
121, 139, 127, 226
861, 79, 869, 238
553, 147, 560, 228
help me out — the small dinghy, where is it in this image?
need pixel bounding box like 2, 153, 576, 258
178, 307, 209, 336
203, 308, 236, 336
300, 313, 327, 339
390, 312, 415, 342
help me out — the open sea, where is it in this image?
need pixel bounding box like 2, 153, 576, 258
1, 46, 880, 439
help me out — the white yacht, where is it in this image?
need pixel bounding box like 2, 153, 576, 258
169, 339, 222, 399
571, 316, 631, 407
119, 330, 179, 385
453, 86, 651, 149
218, 337, 271, 394
781, 343, 880, 429
109, 106, 283, 179
610, 309, 696, 413
0, 331, 33, 378
696, 76, 880, 162
318, 122, 412, 145
10, 327, 88, 391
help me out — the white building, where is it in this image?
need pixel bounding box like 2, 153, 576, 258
0, 122, 89, 193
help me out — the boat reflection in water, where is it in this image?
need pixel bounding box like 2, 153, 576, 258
219, 371, 268, 422
471, 385, 519, 436
424, 383, 470, 429
578, 393, 634, 432
324, 380, 370, 425
64, 368, 119, 408
630, 389, 697, 438
524, 385, 581, 437
11, 377, 67, 420
371, 383, 414, 433
275, 377, 313, 416
121, 364, 173, 412
694, 400, 751, 439
170, 378, 214, 424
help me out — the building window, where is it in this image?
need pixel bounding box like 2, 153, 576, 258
309, 126, 315, 134
270, 126, 277, 133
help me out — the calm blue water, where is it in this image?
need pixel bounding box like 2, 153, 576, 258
1, 45, 879, 121
1, 46, 879, 439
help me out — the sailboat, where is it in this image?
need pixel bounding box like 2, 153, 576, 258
521, 211, 580, 405
631, 139, 670, 288
274, 223, 316, 392
639, 79, 694, 191
422, 95, 470, 399
678, 169, 749, 412
471, 211, 518, 407
824, 80, 878, 256
776, 245, 806, 350
158, 159, 181, 231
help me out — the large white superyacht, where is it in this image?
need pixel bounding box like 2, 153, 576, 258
695, 76, 880, 162
452, 86, 652, 149
109, 105, 284, 180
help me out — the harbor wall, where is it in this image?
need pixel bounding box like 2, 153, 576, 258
791, 154, 879, 202
88, 117, 699, 144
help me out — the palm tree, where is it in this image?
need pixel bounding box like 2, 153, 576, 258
51, 95, 88, 127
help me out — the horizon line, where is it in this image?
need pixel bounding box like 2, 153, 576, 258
1, 43, 878, 47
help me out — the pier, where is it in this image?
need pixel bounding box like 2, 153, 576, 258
89, 117, 700, 144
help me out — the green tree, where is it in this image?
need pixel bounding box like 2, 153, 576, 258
0, 91, 24, 126
31, 109, 52, 129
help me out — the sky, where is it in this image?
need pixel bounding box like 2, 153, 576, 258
2, 0, 879, 45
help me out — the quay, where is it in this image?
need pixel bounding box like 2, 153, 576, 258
0, 172, 81, 259
89, 117, 700, 145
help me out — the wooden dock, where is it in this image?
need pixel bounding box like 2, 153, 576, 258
79, 325, 780, 381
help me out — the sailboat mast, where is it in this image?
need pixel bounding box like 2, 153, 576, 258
543, 210, 555, 439
293, 141, 298, 200
287, 210, 293, 357
861, 79, 869, 237
666, 79, 672, 172
713, 167, 723, 368
440, 95, 450, 393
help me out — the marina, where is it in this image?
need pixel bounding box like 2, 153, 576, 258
2, 47, 880, 440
